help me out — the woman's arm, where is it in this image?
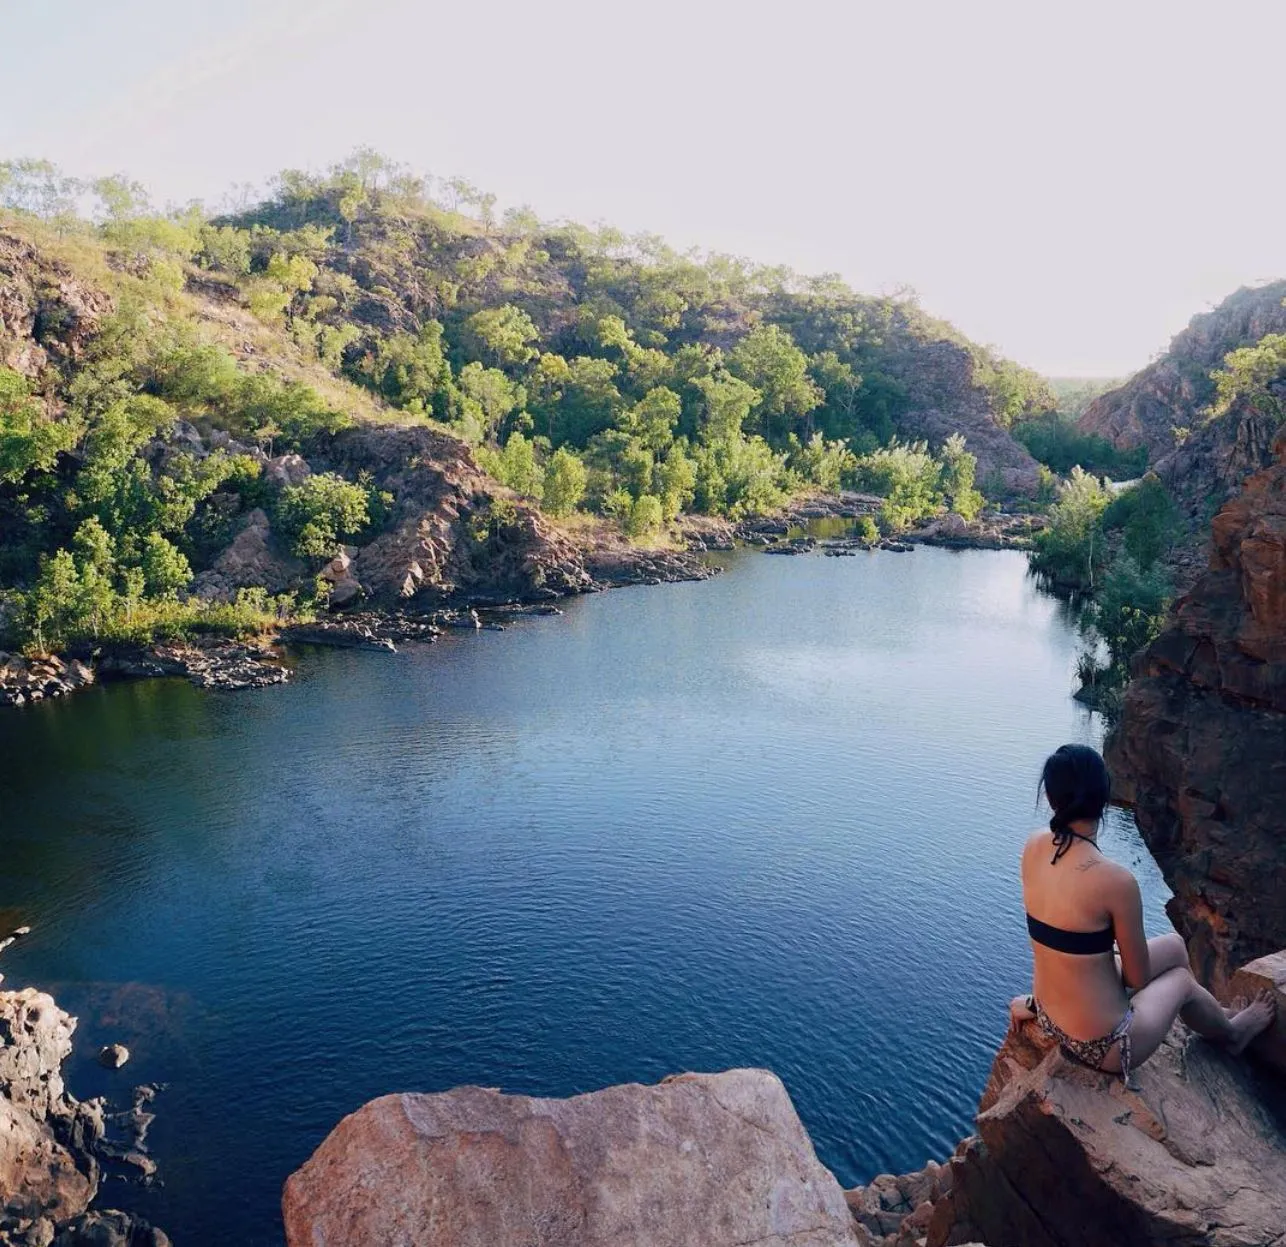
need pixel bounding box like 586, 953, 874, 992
1109, 869, 1151, 989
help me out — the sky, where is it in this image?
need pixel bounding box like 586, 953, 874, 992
3, 0, 1284, 377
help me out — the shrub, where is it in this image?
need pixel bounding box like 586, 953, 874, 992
276, 473, 371, 560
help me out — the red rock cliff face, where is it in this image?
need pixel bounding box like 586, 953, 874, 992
1107, 428, 1286, 990
1078, 281, 1286, 463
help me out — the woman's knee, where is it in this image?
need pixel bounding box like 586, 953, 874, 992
1149, 932, 1190, 978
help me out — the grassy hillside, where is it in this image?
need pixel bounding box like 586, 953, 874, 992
0, 151, 1054, 654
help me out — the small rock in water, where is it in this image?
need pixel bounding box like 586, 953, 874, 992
98, 1043, 130, 1069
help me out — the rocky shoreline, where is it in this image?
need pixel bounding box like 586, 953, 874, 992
0, 489, 1039, 713
0, 540, 717, 710
0, 928, 170, 1247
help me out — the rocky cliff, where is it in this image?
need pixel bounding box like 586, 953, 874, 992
1107, 428, 1286, 989
1077, 280, 1286, 463
880, 338, 1042, 495
922, 1012, 1286, 1247
0, 981, 169, 1247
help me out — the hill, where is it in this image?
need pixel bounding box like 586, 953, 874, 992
0, 152, 1052, 661
1077, 281, 1286, 464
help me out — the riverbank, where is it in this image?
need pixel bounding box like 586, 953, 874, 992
0, 487, 1045, 711
0, 533, 717, 708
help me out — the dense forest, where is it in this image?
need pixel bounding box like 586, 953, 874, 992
0, 151, 1056, 653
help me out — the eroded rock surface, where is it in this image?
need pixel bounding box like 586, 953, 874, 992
1108, 430, 1286, 989
0, 988, 100, 1246
0, 233, 113, 381
1078, 280, 1286, 462
926, 1018, 1286, 1247
283, 1069, 861, 1247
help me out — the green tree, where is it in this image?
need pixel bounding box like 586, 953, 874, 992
461, 305, 540, 368
1210, 332, 1286, 422
627, 494, 664, 536
692, 373, 760, 443
622, 386, 681, 451
0, 368, 82, 483
940, 433, 984, 521
728, 325, 822, 441
851, 440, 943, 528
477, 431, 543, 498
1028, 467, 1110, 592
542, 447, 588, 517
141, 533, 193, 597
1102, 474, 1179, 571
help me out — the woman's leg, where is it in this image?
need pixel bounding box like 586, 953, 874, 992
1118, 966, 1275, 1070
1116, 932, 1190, 989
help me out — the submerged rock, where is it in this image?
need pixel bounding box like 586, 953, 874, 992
95, 1045, 129, 1071
282, 1069, 862, 1247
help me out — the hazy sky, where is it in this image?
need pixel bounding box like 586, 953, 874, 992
4, 0, 1284, 376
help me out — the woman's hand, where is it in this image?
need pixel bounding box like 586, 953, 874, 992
1008, 993, 1036, 1036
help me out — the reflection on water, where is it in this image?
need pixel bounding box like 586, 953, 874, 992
0, 548, 1169, 1245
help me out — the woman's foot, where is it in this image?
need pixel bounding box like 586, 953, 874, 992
1225, 991, 1277, 1056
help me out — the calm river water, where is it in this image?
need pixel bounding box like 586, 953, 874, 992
0, 547, 1169, 1244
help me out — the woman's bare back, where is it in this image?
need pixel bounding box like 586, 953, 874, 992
1021, 829, 1134, 1040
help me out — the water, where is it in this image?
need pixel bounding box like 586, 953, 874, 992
0, 547, 1170, 1244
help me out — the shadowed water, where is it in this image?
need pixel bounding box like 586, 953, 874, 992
0, 547, 1169, 1244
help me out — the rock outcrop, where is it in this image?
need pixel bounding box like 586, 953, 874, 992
924, 1012, 1286, 1247
0, 652, 95, 707
1, 988, 99, 1242
191, 507, 304, 601
881, 338, 1043, 495
1107, 429, 1286, 989
843, 1160, 953, 1247
1078, 280, 1286, 462
0, 986, 168, 1247
0, 233, 113, 382
282, 1069, 862, 1247
316, 423, 595, 604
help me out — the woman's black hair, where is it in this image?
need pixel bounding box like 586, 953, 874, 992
1039, 744, 1110, 862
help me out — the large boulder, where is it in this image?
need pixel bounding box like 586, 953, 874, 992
926, 1017, 1286, 1247
1108, 429, 1286, 989
282, 1069, 862, 1247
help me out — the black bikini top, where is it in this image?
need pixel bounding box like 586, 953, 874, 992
1026, 912, 1115, 955
1026, 825, 1114, 954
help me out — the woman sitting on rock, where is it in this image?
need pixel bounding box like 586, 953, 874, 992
1008, 743, 1275, 1081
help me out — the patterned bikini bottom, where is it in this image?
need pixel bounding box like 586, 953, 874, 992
1034, 999, 1134, 1085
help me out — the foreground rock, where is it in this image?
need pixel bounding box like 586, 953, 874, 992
1230, 950, 1286, 1076
924, 1011, 1286, 1247
1108, 429, 1286, 990
0, 983, 166, 1247
283, 1069, 861, 1247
